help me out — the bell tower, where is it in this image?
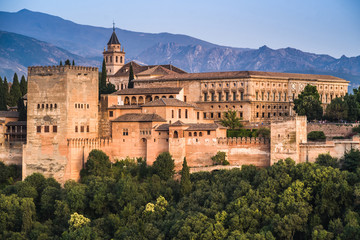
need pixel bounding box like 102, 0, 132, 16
103, 23, 125, 76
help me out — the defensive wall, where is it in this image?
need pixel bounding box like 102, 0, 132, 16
0, 143, 23, 165
307, 123, 359, 138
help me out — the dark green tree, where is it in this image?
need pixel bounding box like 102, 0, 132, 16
293, 84, 323, 121
80, 150, 112, 179
342, 148, 360, 172
19, 75, 27, 97
99, 59, 107, 94
3, 77, 9, 107
344, 94, 360, 122
102, 83, 117, 94
325, 97, 348, 121
9, 73, 22, 107
315, 153, 339, 168
220, 109, 242, 130
17, 97, 27, 121
72, 60, 75, 66
0, 77, 7, 110
65, 59, 71, 66
152, 152, 175, 180
128, 63, 134, 88
180, 158, 191, 196
60, 60, 63, 66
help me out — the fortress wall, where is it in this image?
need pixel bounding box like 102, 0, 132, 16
0, 143, 23, 165
307, 123, 358, 138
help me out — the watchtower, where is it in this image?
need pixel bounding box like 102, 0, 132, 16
103, 24, 125, 76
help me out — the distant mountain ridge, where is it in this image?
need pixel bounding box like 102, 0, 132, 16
0, 9, 359, 87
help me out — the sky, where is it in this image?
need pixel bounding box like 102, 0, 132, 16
1, 0, 359, 58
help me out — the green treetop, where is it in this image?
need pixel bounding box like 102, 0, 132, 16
180, 158, 192, 196
220, 109, 242, 129
128, 63, 134, 88
293, 84, 323, 121
20, 75, 27, 96
9, 73, 22, 107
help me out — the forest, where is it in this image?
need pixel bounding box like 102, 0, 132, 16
1, 149, 360, 240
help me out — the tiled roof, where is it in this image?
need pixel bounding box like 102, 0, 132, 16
6, 121, 26, 126
185, 123, 219, 131
0, 111, 19, 118
114, 87, 182, 95
171, 120, 185, 126
137, 65, 178, 76
156, 124, 170, 131
134, 71, 347, 82
142, 98, 195, 108
112, 61, 187, 77
112, 113, 166, 122
107, 31, 120, 45
108, 105, 141, 109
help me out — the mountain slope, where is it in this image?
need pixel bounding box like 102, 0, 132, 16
0, 31, 98, 78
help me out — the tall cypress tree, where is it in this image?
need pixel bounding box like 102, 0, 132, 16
0, 77, 6, 110
60, 60, 63, 66
72, 60, 75, 66
9, 73, 22, 107
100, 59, 107, 93
128, 63, 134, 88
17, 98, 27, 121
65, 59, 71, 66
20, 75, 27, 96
3, 77, 9, 108
180, 158, 192, 196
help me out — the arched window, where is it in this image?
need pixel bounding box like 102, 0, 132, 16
199, 132, 203, 137
161, 96, 166, 99
189, 132, 192, 137
154, 96, 159, 100
169, 95, 174, 98
120, 56, 123, 63
131, 96, 137, 105
174, 131, 178, 138
138, 96, 144, 105
54, 104, 57, 108
116, 56, 118, 63
194, 132, 197, 137
124, 97, 130, 105
145, 95, 152, 103
37, 104, 40, 109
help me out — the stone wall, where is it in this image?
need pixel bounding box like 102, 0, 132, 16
307, 123, 358, 138
0, 142, 23, 165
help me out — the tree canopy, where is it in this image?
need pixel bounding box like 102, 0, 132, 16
293, 84, 323, 121
220, 109, 242, 129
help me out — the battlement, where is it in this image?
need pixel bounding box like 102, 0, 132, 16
28, 65, 98, 75
217, 137, 269, 145
67, 137, 111, 148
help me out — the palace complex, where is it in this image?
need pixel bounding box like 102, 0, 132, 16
0, 29, 357, 184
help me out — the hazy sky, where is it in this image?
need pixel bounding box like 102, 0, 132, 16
1, 0, 359, 58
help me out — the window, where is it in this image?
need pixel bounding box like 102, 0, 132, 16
218, 112, 221, 118
233, 92, 237, 101
81, 126, 84, 132
50, 104, 53, 108
207, 130, 211, 135
240, 112, 243, 118
123, 128, 128, 136
174, 131, 178, 138
53, 125, 57, 132
54, 104, 57, 108
225, 92, 229, 101
109, 111, 113, 117
120, 56, 123, 63
240, 92, 244, 100
194, 132, 197, 137
210, 113, 214, 118
46, 104, 48, 109
172, 110, 174, 118
42, 104, 44, 108
256, 112, 259, 118
75, 126, 78, 132
178, 109, 181, 118
273, 92, 276, 101
87, 104, 89, 109
204, 93, 208, 101
256, 92, 259, 100
189, 132, 192, 137
116, 56, 118, 62
185, 109, 188, 118
262, 112, 265, 118
268, 113, 270, 118
284, 93, 287, 101
184, 96, 187, 102
218, 92, 222, 101
279, 92, 281, 101
203, 112, 207, 119
37, 104, 40, 109
87, 126, 89, 132
37, 126, 41, 133
261, 92, 264, 100
197, 112, 200, 120
199, 132, 203, 137
110, 56, 112, 62
44, 126, 49, 132
211, 92, 215, 101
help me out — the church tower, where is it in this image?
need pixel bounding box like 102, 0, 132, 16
103, 24, 125, 76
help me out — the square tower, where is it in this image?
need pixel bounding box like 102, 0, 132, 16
23, 65, 99, 183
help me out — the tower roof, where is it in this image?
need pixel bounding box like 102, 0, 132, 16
107, 31, 120, 45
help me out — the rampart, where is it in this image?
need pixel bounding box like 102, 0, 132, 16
0, 142, 23, 165
307, 123, 358, 138
28, 65, 98, 75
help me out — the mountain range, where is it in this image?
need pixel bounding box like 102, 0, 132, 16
0, 9, 359, 87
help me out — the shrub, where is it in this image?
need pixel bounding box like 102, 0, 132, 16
211, 151, 229, 165
307, 131, 326, 141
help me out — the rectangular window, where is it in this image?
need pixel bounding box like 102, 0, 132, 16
218, 112, 221, 118
87, 126, 89, 132
203, 112, 206, 119
284, 93, 287, 101
279, 92, 281, 101
109, 111, 113, 117
44, 126, 49, 132
226, 92, 229, 101
37, 126, 41, 133
240, 92, 244, 100
207, 130, 211, 135
185, 109, 188, 118
197, 112, 200, 120
261, 92, 264, 100
178, 109, 181, 118
218, 92, 222, 101
256, 92, 258, 100
211, 93, 215, 101
75, 126, 78, 132
211, 113, 214, 118
184, 96, 187, 102
87, 104, 89, 109
81, 126, 84, 132
273, 93, 276, 101
172, 110, 174, 118
53, 125, 57, 133
204, 93, 208, 102
233, 92, 237, 101
256, 112, 259, 118
123, 128, 129, 136
240, 112, 243, 118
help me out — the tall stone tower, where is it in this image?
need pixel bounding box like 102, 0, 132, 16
103, 25, 125, 76
23, 65, 99, 183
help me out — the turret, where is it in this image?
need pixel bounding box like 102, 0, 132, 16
103, 23, 125, 76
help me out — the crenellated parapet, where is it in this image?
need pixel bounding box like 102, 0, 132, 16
28, 65, 98, 75
67, 137, 112, 148
217, 137, 269, 145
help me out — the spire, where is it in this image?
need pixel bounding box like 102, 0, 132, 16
107, 22, 120, 45
113, 20, 115, 32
